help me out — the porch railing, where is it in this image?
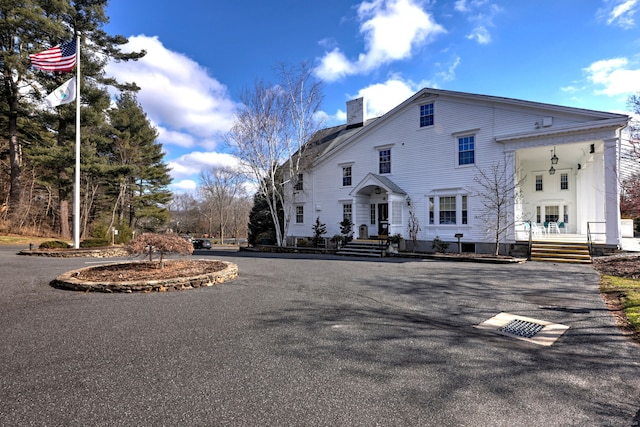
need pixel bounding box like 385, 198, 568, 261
515, 220, 533, 260
586, 221, 606, 256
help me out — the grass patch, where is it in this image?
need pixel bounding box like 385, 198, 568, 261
0, 235, 57, 245
600, 274, 640, 337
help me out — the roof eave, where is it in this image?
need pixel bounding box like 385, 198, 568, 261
495, 117, 629, 143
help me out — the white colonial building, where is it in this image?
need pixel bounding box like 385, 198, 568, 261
285, 88, 630, 254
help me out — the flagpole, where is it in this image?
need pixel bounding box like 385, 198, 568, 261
73, 33, 81, 249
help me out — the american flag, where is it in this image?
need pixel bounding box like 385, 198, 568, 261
29, 40, 76, 73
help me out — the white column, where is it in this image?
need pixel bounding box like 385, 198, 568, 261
504, 150, 516, 242
603, 137, 621, 246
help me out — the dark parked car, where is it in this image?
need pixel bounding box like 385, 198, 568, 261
192, 239, 212, 249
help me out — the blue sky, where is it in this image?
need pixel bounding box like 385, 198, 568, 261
103, 0, 640, 193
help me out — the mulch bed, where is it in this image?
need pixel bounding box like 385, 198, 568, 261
75, 260, 228, 282
592, 255, 640, 279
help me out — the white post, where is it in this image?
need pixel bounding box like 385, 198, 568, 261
603, 137, 621, 247
73, 33, 81, 249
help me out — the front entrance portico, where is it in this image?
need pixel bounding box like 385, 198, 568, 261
350, 173, 407, 238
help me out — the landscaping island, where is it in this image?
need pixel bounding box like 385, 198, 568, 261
52, 259, 238, 293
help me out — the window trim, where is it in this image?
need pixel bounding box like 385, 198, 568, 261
419, 102, 434, 128
439, 196, 457, 225
342, 203, 353, 222
426, 190, 470, 227
342, 165, 352, 187
457, 134, 476, 166
295, 205, 304, 224
294, 173, 303, 191
560, 173, 569, 190
378, 148, 391, 175
535, 174, 543, 192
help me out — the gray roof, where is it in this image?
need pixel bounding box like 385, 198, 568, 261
373, 174, 406, 195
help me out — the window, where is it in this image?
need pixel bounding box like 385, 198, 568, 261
439, 196, 456, 224
295, 206, 304, 224
429, 194, 468, 225
370, 204, 376, 225
545, 206, 559, 222
392, 202, 402, 225
535, 175, 543, 191
563, 205, 569, 223
458, 135, 475, 165
294, 173, 303, 191
536, 206, 541, 223
462, 195, 468, 225
342, 166, 352, 186
343, 204, 352, 221
560, 173, 568, 190
420, 103, 434, 127
429, 197, 434, 224
379, 149, 391, 174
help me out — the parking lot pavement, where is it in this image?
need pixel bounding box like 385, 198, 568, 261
1, 246, 639, 426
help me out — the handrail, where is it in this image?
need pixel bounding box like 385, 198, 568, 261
586, 221, 607, 256
527, 220, 532, 261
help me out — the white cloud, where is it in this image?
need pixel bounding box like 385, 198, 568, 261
455, 1, 501, 45
435, 56, 461, 82
598, 0, 638, 29
314, 109, 346, 127
315, 48, 357, 81
454, 0, 489, 13
315, 0, 445, 81
560, 85, 579, 93
156, 125, 196, 149
167, 151, 241, 180
584, 57, 640, 95
170, 179, 197, 192
106, 35, 240, 149
351, 77, 420, 117
466, 26, 491, 44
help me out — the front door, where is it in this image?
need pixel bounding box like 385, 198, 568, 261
378, 203, 389, 236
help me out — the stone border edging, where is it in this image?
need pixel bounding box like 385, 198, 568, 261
19, 247, 129, 258
51, 260, 238, 293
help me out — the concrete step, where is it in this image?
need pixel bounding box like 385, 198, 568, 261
530, 242, 591, 264
335, 250, 383, 258
336, 240, 387, 257
530, 256, 592, 264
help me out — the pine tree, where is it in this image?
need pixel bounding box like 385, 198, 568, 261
106, 92, 171, 232
311, 217, 326, 247
248, 191, 283, 246
0, 0, 72, 220
0, 0, 145, 235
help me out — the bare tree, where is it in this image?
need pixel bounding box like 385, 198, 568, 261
199, 166, 247, 243
407, 203, 421, 252
627, 94, 640, 161
226, 62, 323, 246
168, 193, 200, 235
474, 162, 526, 256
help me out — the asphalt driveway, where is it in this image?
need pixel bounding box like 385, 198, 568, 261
0, 246, 639, 426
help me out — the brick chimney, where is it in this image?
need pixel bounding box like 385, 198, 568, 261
346, 97, 366, 129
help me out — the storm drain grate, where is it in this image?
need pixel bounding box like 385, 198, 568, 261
499, 319, 545, 338
475, 312, 570, 346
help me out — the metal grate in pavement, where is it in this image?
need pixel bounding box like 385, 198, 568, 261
499, 319, 545, 338
475, 312, 569, 346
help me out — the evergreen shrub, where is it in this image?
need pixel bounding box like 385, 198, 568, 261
39, 240, 71, 249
